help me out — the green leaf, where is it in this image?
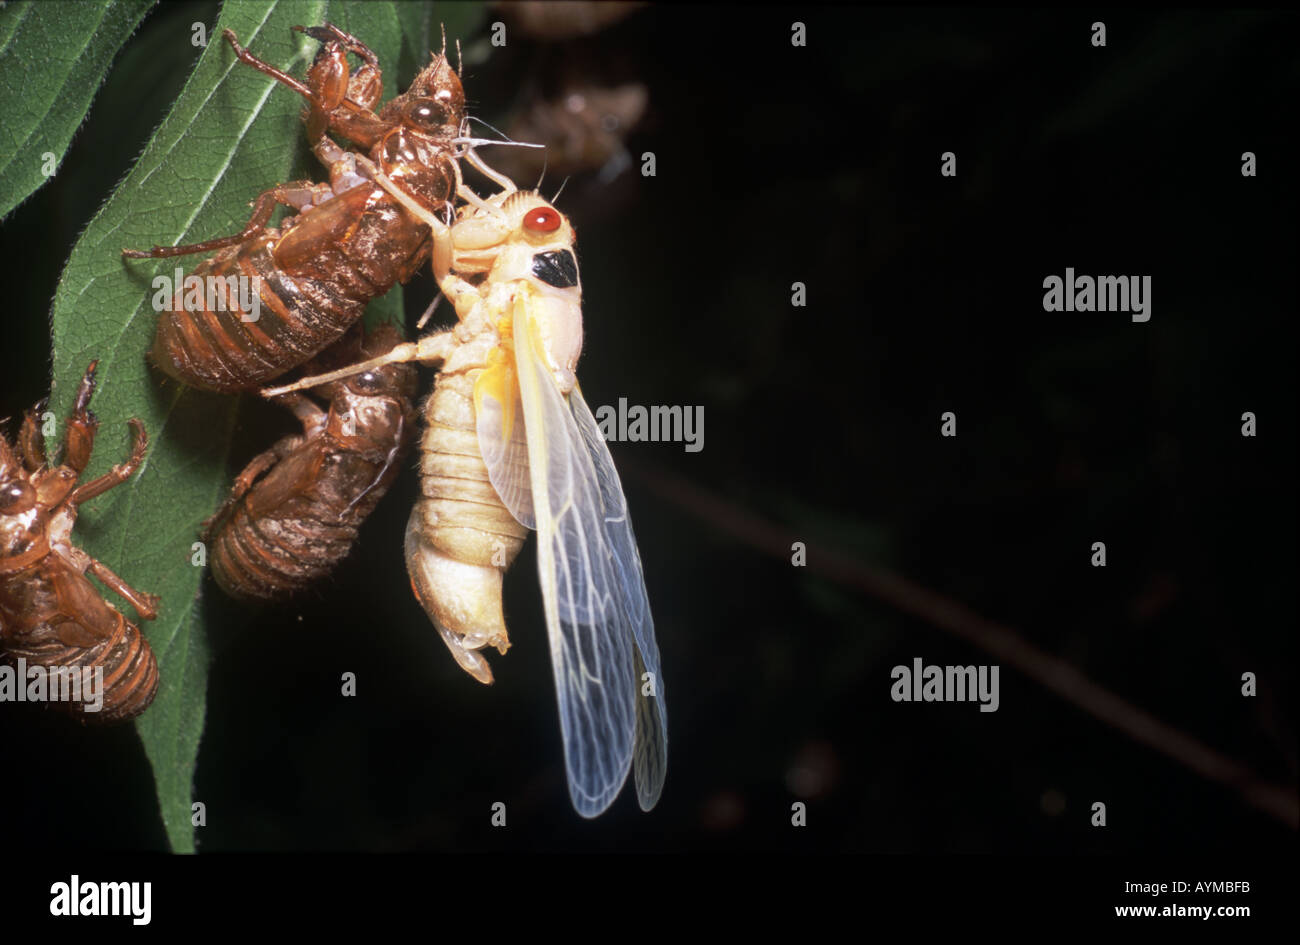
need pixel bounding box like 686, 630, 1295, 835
394, 0, 434, 83
48, 0, 422, 852
0, 0, 157, 221
394, 0, 486, 85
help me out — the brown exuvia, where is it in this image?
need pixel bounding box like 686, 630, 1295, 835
124, 23, 465, 393
0, 363, 160, 724
203, 325, 418, 600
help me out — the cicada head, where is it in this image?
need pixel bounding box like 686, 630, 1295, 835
451, 192, 579, 287
454, 192, 585, 393
348, 324, 419, 399
309, 324, 419, 447
380, 49, 465, 134
374, 50, 465, 216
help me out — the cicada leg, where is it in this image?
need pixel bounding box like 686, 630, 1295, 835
344, 407, 407, 515
295, 23, 381, 76
122, 182, 319, 259
201, 429, 310, 543
463, 147, 518, 196
415, 292, 444, 330
292, 25, 384, 146
18, 400, 48, 472
86, 558, 160, 621
61, 361, 100, 475
261, 332, 457, 398
221, 28, 314, 99
67, 419, 148, 507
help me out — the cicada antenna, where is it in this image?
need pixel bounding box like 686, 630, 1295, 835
551, 175, 571, 204
452, 136, 543, 153
453, 116, 544, 161
468, 114, 513, 141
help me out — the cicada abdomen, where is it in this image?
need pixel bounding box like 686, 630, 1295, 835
0, 363, 160, 724
0, 606, 159, 725
405, 362, 530, 683
146, 191, 432, 395
205, 325, 418, 600
127, 24, 465, 393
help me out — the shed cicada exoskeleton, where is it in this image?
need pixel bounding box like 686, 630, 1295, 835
0, 363, 160, 723
203, 324, 418, 601
265, 159, 667, 817
123, 24, 466, 393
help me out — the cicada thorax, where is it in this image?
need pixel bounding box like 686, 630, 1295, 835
137, 25, 466, 393
0, 364, 160, 724
206, 325, 419, 601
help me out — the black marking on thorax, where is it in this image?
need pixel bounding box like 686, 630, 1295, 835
531, 250, 579, 288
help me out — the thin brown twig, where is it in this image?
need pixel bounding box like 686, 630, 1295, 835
632, 464, 1298, 829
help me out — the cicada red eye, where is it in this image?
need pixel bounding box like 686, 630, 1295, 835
523, 207, 562, 233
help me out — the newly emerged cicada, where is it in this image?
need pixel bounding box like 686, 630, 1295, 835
0, 364, 160, 723
203, 325, 417, 601
266, 159, 667, 817
124, 24, 465, 393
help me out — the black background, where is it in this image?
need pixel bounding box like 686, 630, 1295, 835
0, 3, 1295, 857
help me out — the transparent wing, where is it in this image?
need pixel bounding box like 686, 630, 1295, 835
569, 384, 667, 811
513, 294, 667, 816
475, 349, 535, 528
